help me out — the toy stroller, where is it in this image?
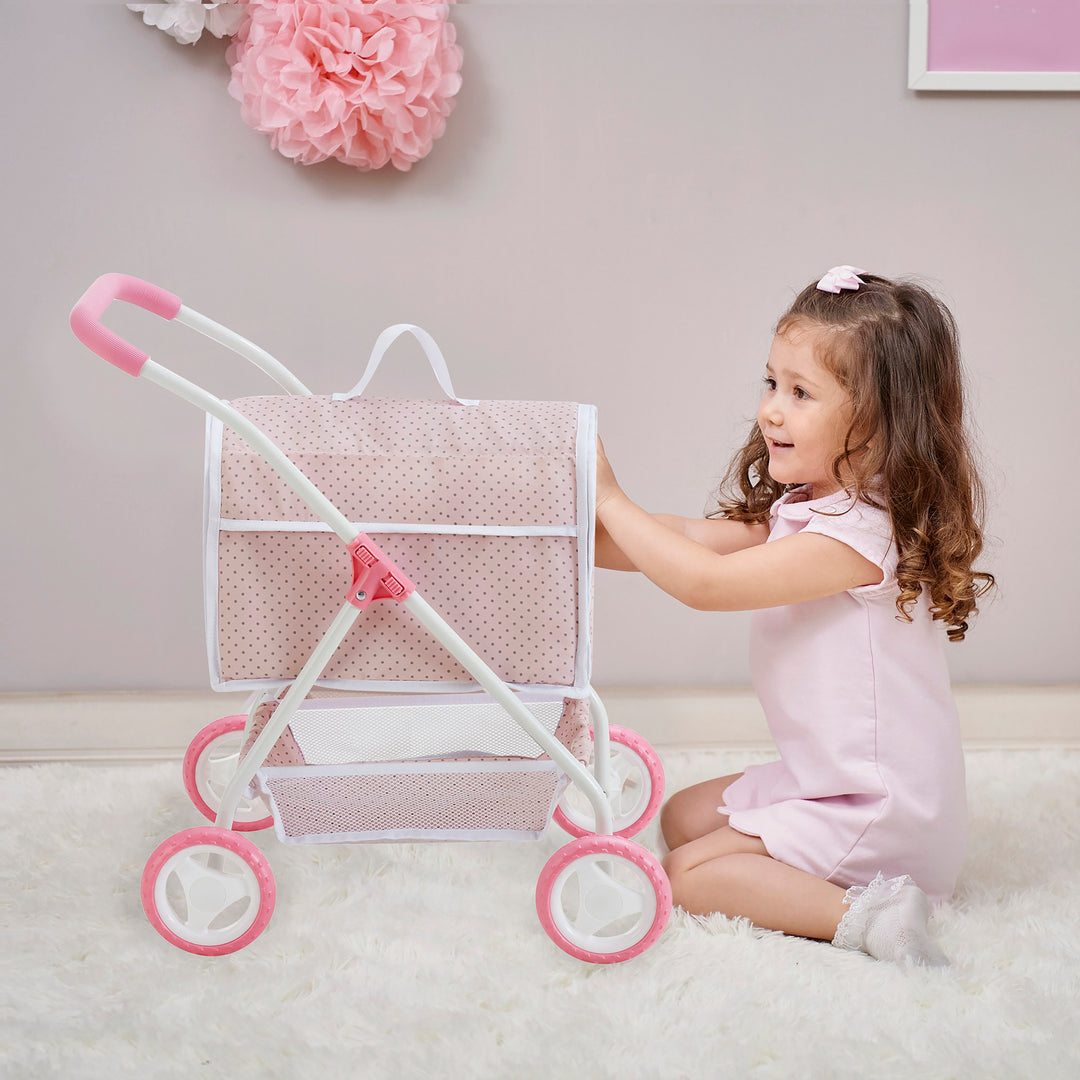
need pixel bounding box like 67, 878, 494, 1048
71, 274, 671, 963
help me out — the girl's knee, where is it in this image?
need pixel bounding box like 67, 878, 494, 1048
663, 850, 758, 917
662, 847, 728, 915
661, 840, 705, 884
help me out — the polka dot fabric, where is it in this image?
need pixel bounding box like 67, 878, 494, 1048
219, 397, 579, 525
209, 395, 593, 691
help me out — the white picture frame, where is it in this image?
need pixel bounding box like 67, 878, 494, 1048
908, 0, 1080, 91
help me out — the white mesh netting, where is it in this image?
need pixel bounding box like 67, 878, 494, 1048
261, 759, 563, 843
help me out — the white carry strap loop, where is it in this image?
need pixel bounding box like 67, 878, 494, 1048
333, 324, 477, 405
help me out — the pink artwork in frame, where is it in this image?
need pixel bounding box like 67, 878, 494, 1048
908, 0, 1080, 90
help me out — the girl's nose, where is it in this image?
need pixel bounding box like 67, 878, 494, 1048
759, 398, 783, 427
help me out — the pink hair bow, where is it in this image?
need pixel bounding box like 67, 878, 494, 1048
816, 265, 866, 293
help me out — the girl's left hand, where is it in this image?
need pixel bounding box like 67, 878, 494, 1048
596, 435, 623, 511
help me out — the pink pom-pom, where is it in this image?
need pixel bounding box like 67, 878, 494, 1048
227, 0, 463, 171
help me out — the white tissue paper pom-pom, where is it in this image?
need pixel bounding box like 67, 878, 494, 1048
127, 2, 245, 46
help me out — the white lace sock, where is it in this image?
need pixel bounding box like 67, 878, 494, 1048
831, 872, 949, 967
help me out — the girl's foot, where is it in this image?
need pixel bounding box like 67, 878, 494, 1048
832, 872, 949, 967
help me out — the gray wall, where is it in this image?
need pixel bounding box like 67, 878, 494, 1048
2, 1, 1078, 692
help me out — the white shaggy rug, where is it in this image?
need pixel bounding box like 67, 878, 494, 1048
2, 748, 1079, 1079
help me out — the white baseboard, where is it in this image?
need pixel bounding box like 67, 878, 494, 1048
1, 686, 1077, 764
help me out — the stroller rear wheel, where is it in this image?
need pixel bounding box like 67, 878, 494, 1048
536, 835, 671, 963
141, 827, 275, 955
183, 715, 273, 831
553, 725, 664, 839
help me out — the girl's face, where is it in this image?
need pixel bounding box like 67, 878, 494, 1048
757, 324, 854, 498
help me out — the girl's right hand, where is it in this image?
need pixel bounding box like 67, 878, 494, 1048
596, 436, 623, 512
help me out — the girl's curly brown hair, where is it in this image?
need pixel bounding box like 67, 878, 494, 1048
716, 272, 995, 641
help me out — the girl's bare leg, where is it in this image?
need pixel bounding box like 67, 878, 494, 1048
660, 772, 744, 850
662, 825, 848, 941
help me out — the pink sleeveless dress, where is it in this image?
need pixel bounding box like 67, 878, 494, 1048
719, 486, 967, 906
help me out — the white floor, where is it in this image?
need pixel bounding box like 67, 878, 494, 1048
3, 746, 1079, 1079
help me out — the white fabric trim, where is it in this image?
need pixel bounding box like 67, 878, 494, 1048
216, 519, 580, 537
214, 676, 591, 699
269, 825, 554, 845
332, 324, 478, 406
261, 758, 563, 780
291, 690, 564, 713
575, 404, 597, 692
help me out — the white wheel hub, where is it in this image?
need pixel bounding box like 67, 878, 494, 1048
153, 844, 262, 947
548, 853, 658, 954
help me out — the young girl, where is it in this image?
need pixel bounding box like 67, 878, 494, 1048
596, 266, 994, 966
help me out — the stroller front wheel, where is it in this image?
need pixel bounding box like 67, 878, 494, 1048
141, 827, 276, 955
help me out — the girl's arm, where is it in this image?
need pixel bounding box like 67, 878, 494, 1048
596, 438, 882, 610
596, 514, 769, 571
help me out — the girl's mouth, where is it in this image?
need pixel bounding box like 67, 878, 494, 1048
769, 438, 794, 449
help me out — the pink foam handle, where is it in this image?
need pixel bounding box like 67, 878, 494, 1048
70, 273, 182, 376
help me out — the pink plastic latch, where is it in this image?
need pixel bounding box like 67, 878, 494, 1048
347, 534, 415, 611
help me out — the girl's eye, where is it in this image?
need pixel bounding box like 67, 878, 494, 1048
762, 377, 776, 391
794, 386, 810, 400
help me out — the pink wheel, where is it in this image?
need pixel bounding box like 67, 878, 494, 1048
183, 715, 273, 831
553, 726, 665, 839
141, 827, 275, 956
536, 835, 671, 964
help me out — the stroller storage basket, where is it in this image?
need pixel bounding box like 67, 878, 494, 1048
245, 692, 588, 843
258, 758, 566, 844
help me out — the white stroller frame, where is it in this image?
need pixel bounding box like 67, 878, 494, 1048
71, 274, 671, 963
